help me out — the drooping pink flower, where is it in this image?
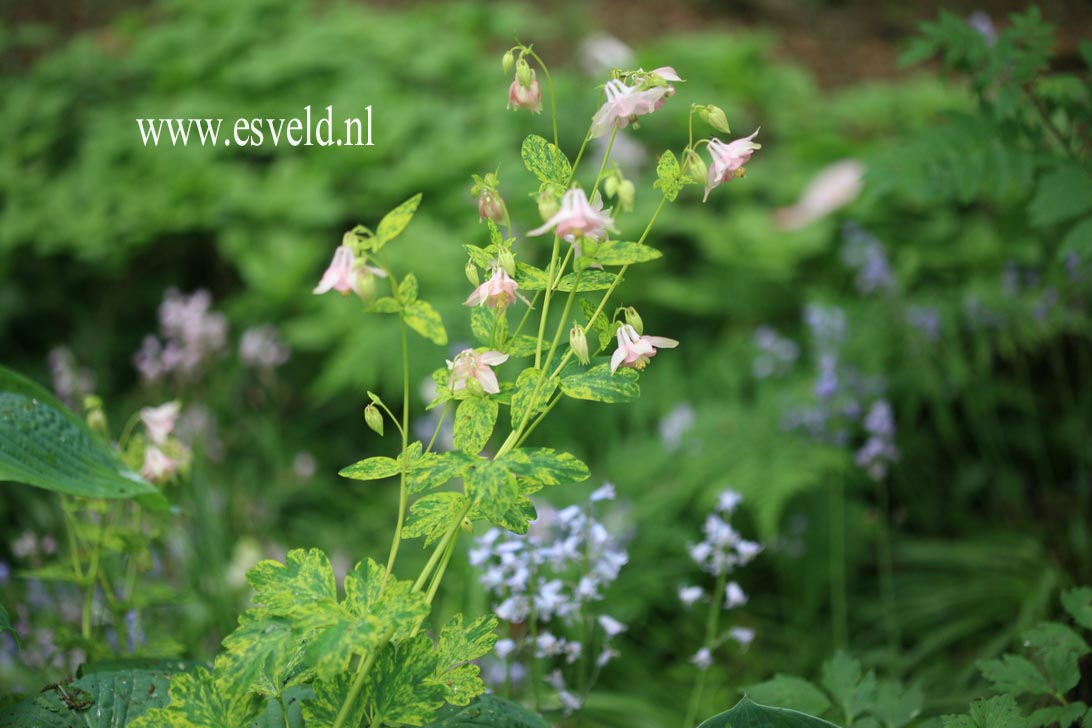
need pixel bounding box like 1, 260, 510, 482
646, 66, 682, 110
609, 324, 678, 372
141, 446, 177, 482
464, 265, 530, 309
313, 245, 387, 297
507, 73, 542, 113
528, 188, 615, 240
704, 129, 761, 202
589, 79, 670, 138
447, 349, 509, 395
140, 401, 181, 446
477, 189, 507, 223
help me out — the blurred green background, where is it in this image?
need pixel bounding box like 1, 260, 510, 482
2, 0, 1091, 726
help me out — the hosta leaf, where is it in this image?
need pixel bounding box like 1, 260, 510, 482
0, 365, 163, 506
399, 273, 419, 304
453, 398, 499, 455
521, 135, 571, 186
697, 697, 841, 728
425, 694, 549, 727
654, 150, 684, 202
1061, 587, 1092, 631
560, 363, 639, 403
404, 300, 448, 345
403, 492, 470, 546
500, 448, 590, 487
591, 240, 663, 266
406, 451, 475, 494
465, 459, 519, 527
977, 654, 1051, 697
374, 193, 423, 249
743, 675, 831, 717
338, 456, 400, 481
0, 669, 179, 728
942, 695, 1025, 728
557, 270, 617, 292
128, 666, 263, 728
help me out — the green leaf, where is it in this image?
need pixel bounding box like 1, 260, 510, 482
366, 636, 448, 727
248, 548, 338, 615
374, 193, 423, 249
654, 150, 684, 202
1059, 217, 1092, 260
743, 675, 832, 717
471, 305, 507, 347
820, 651, 877, 725
0, 668, 181, 728
514, 262, 550, 291
342, 558, 428, 644
463, 244, 496, 270
406, 451, 475, 494
434, 614, 497, 706
521, 135, 571, 186
217, 614, 305, 697
1026, 702, 1087, 728
472, 495, 536, 535
1029, 165, 1092, 227
592, 240, 663, 266
425, 694, 549, 727
404, 300, 448, 345
1061, 587, 1092, 631
465, 459, 519, 528
0, 365, 163, 506
505, 335, 539, 358
560, 363, 640, 403
301, 673, 366, 728
338, 455, 400, 481
977, 654, 1052, 697
128, 666, 263, 728
453, 398, 499, 455
872, 680, 924, 728
366, 296, 402, 314
697, 697, 841, 728
500, 448, 590, 489
556, 270, 616, 292
511, 368, 557, 428
942, 695, 1026, 728
1022, 622, 1090, 695
399, 272, 419, 303
403, 492, 470, 546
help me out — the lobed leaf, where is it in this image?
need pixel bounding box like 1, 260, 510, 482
499, 448, 590, 488
560, 363, 639, 403
338, 456, 400, 481
453, 397, 499, 455
404, 300, 449, 345
697, 697, 841, 728
521, 135, 571, 186
374, 193, 423, 249
654, 150, 684, 202
743, 675, 832, 718
403, 492, 471, 546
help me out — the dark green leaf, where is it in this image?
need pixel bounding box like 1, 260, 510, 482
426, 694, 549, 727
743, 675, 832, 717
1029, 165, 1092, 227
1061, 587, 1092, 631
942, 695, 1026, 728
697, 697, 841, 728
0, 366, 164, 507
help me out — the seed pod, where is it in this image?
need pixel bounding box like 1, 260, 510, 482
364, 403, 384, 436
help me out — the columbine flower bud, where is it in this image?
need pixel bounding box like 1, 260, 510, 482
84, 396, 108, 436
699, 104, 731, 133
624, 307, 644, 334
497, 248, 517, 278
364, 403, 384, 436
477, 189, 507, 223
603, 175, 620, 199
502, 50, 515, 75
465, 260, 480, 287
515, 57, 533, 87
683, 149, 708, 185
570, 325, 590, 365
354, 270, 379, 303
537, 187, 560, 221
617, 179, 636, 212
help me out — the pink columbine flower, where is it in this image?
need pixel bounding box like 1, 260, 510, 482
313, 245, 387, 297
610, 324, 678, 373
507, 73, 543, 113
590, 79, 670, 138
528, 188, 615, 240
140, 401, 181, 446
447, 349, 509, 395
464, 265, 530, 309
704, 129, 761, 202
647, 66, 682, 110
141, 446, 177, 482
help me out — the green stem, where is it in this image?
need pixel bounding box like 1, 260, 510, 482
534, 236, 563, 369
590, 127, 618, 200
511, 292, 542, 340
331, 642, 385, 728
683, 570, 728, 728
382, 320, 412, 588
425, 402, 451, 455
524, 47, 559, 148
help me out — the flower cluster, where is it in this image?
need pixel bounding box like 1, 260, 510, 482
855, 399, 899, 481
138, 401, 190, 483
134, 288, 229, 383
840, 222, 894, 295
238, 325, 291, 372
679, 488, 761, 671
589, 67, 681, 138
470, 484, 630, 714
752, 326, 800, 379
47, 347, 96, 409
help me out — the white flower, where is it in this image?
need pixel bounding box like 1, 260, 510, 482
140, 401, 181, 446
494, 638, 518, 659
716, 489, 743, 514
598, 614, 627, 637
678, 585, 704, 607
690, 647, 714, 671
729, 627, 755, 648
724, 581, 748, 609
590, 482, 616, 502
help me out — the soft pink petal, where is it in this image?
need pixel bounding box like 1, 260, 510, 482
644, 336, 679, 349
476, 368, 500, 394
479, 351, 509, 366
